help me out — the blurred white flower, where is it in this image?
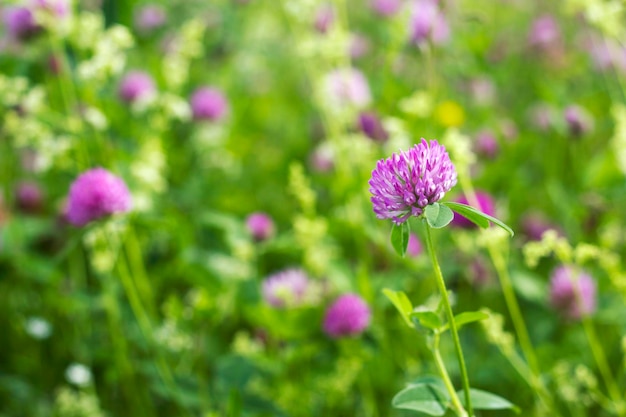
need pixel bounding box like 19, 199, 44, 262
65, 363, 92, 387
25, 317, 52, 339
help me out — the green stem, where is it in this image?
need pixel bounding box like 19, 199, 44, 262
432, 332, 466, 416
458, 177, 558, 414
581, 314, 626, 416
424, 222, 472, 417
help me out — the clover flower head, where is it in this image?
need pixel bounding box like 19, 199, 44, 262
528, 14, 560, 48
371, 0, 401, 17
134, 4, 166, 34
66, 168, 132, 226
16, 181, 43, 213
359, 111, 389, 142
323, 68, 372, 109
3, 6, 41, 40
369, 139, 457, 224
190, 87, 229, 121
262, 269, 311, 309
409, 0, 449, 46
549, 265, 596, 320
118, 71, 156, 103
323, 293, 371, 338
246, 212, 275, 242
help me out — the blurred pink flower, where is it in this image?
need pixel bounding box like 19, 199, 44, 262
262, 269, 311, 309
118, 71, 156, 103
323, 293, 371, 338
528, 15, 560, 48
323, 68, 372, 109
549, 265, 596, 320
314, 4, 334, 34
190, 87, 229, 121
246, 212, 275, 242
134, 4, 166, 34
371, 0, 402, 17
66, 168, 132, 226
409, 0, 449, 46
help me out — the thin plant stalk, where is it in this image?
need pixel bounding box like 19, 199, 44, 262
431, 331, 466, 416
458, 177, 558, 414
424, 222, 472, 417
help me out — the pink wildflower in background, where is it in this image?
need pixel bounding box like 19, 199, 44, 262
371, 0, 402, 17
323, 68, 372, 109
314, 4, 334, 34
16, 181, 43, 213
369, 139, 457, 224
246, 212, 275, 242
564, 105, 593, 137
262, 269, 311, 309
323, 293, 371, 338
190, 87, 229, 121
134, 4, 166, 34
66, 168, 132, 226
3, 6, 41, 40
407, 233, 423, 257
409, 0, 449, 46
549, 265, 596, 320
358, 111, 388, 142
118, 71, 156, 103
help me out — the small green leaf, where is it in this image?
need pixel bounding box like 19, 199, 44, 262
457, 389, 520, 413
454, 310, 490, 328
424, 203, 454, 229
392, 383, 450, 415
410, 308, 443, 330
390, 222, 411, 257
442, 201, 514, 237
383, 289, 414, 328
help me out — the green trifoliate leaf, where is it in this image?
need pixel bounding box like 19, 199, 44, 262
392, 383, 450, 415
456, 389, 520, 413
440, 310, 490, 332
390, 221, 410, 257
410, 308, 443, 331
442, 201, 514, 237
382, 289, 414, 328
424, 203, 454, 229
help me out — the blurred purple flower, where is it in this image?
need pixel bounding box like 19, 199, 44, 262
134, 4, 166, 34
314, 4, 334, 34
369, 139, 457, 224
16, 181, 43, 213
521, 212, 561, 241
323, 68, 372, 109
246, 212, 275, 242
407, 233, 423, 257
528, 15, 560, 48
474, 130, 499, 159
358, 111, 388, 142
586, 35, 626, 73
310, 143, 335, 173
66, 168, 132, 226
549, 265, 596, 320
118, 71, 156, 103
3, 6, 41, 40
371, 0, 402, 17
409, 0, 449, 46
323, 293, 371, 338
190, 87, 229, 121
564, 105, 593, 137
349, 33, 370, 59
451, 191, 495, 228
262, 269, 311, 309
